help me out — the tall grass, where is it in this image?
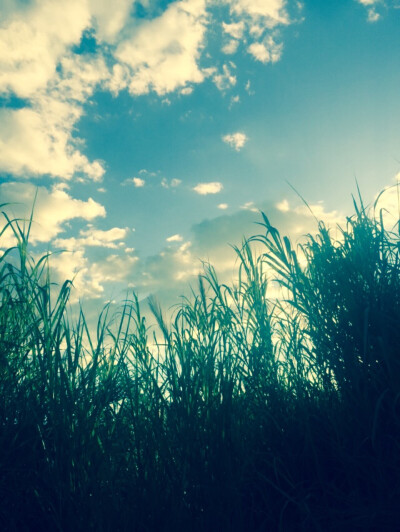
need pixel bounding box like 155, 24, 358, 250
1, 193, 399, 531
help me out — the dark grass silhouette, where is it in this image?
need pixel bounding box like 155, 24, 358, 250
0, 191, 399, 531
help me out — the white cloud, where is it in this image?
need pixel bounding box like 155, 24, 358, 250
222, 131, 248, 151
241, 201, 258, 212
356, 0, 385, 22
222, 21, 245, 39
213, 63, 237, 91
0, 181, 105, 246
0, 96, 105, 181
276, 199, 290, 212
193, 182, 223, 195
166, 234, 184, 242
54, 226, 129, 251
132, 177, 145, 187
181, 86, 194, 95
248, 36, 283, 63
0, 0, 91, 98
222, 39, 239, 55
50, 250, 139, 300
225, 0, 289, 25
161, 177, 182, 188
89, 0, 133, 43
113, 0, 208, 95
218, 203, 229, 210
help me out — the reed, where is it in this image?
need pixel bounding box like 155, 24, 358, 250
0, 192, 399, 531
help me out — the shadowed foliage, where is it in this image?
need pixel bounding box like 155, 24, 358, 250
0, 191, 399, 531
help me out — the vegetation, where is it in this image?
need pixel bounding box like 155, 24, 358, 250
1, 192, 399, 531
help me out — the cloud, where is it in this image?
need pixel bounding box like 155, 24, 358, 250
222, 132, 248, 150
0, 96, 105, 181
248, 36, 283, 63
356, 0, 385, 22
276, 199, 290, 212
113, 0, 208, 95
213, 63, 237, 91
49, 250, 139, 301
54, 226, 129, 251
241, 201, 258, 213
0, 0, 91, 98
225, 0, 289, 25
218, 203, 229, 210
222, 21, 245, 39
193, 182, 223, 195
222, 39, 240, 55
161, 177, 182, 188
166, 234, 184, 242
0, 181, 105, 246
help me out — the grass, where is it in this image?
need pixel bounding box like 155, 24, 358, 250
0, 192, 399, 531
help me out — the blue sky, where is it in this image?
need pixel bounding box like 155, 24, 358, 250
1, 0, 400, 311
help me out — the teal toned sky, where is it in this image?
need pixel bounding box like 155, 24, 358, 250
1, 0, 400, 309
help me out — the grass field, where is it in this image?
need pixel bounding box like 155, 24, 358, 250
1, 192, 399, 531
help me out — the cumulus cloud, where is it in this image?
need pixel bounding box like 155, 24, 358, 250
222, 131, 248, 150
161, 177, 182, 188
0, 0, 91, 98
225, 0, 289, 25
166, 234, 184, 242
49, 250, 139, 301
113, 0, 208, 95
356, 0, 385, 22
54, 226, 129, 251
213, 63, 237, 91
0, 181, 105, 245
0, 96, 105, 181
222, 21, 245, 39
222, 39, 240, 55
193, 182, 223, 195
248, 36, 283, 63
218, 203, 229, 210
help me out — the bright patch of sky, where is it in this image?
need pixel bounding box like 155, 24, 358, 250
1, 0, 400, 311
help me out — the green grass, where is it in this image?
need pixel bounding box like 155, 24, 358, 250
1, 192, 399, 531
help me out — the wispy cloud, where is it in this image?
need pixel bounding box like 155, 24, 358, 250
248, 36, 283, 63
222, 131, 248, 151
193, 182, 223, 195
213, 64, 237, 91
356, 0, 383, 22
166, 234, 184, 242
54, 226, 129, 250
0, 182, 105, 246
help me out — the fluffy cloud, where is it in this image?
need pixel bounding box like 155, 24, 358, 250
356, 0, 386, 22
222, 131, 248, 150
193, 182, 223, 195
49, 250, 139, 300
225, 0, 289, 25
0, 96, 105, 181
222, 39, 240, 55
0, 0, 91, 98
113, 0, 208, 95
218, 203, 229, 210
213, 63, 237, 91
54, 226, 129, 251
166, 234, 184, 242
248, 36, 283, 63
0, 181, 105, 246
0, 0, 300, 182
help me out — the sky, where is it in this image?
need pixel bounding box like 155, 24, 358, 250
1, 0, 400, 314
